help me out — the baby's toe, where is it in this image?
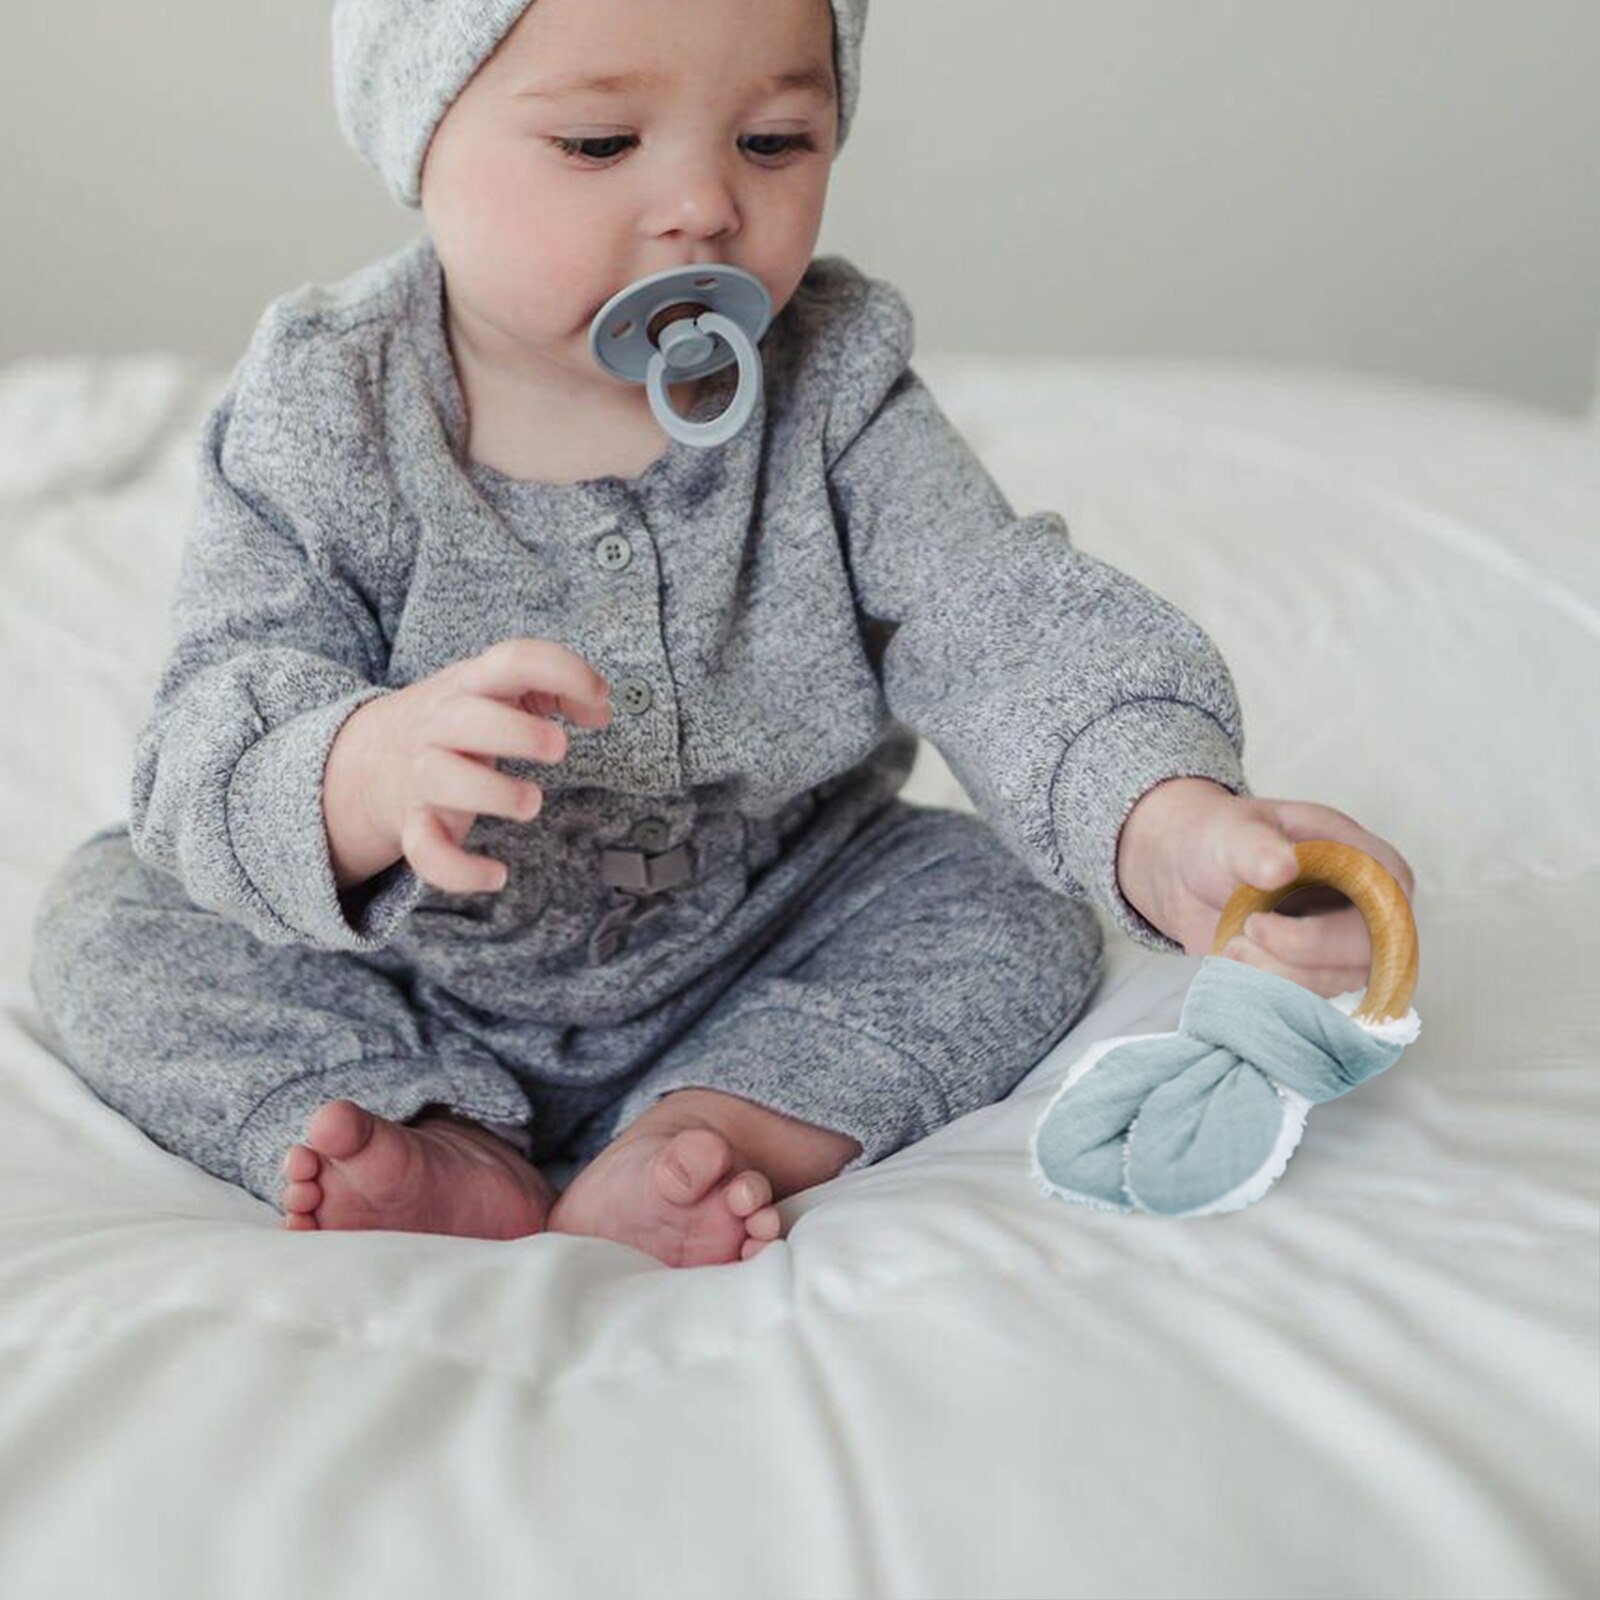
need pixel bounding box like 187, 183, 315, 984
282, 1178, 323, 1214
284, 1210, 319, 1231
745, 1204, 783, 1242
306, 1098, 377, 1162
652, 1127, 735, 1205
283, 1143, 319, 1183
726, 1169, 773, 1218
740, 1237, 773, 1261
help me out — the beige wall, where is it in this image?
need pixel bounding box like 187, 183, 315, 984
3, 0, 1597, 417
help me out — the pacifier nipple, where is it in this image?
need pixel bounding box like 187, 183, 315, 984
654, 311, 716, 369
587, 265, 773, 449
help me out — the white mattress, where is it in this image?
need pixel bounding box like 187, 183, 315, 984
1, 350, 1595, 1600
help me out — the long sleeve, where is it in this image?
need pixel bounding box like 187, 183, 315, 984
128, 367, 425, 952
827, 365, 1251, 956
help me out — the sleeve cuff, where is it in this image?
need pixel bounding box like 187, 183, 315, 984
1049, 699, 1250, 955
225, 685, 426, 951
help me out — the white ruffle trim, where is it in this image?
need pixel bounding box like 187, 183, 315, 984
1328, 988, 1422, 1045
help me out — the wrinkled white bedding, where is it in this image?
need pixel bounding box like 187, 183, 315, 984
1, 349, 1595, 1600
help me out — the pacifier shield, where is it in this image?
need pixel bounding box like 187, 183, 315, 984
589, 264, 771, 383
587, 264, 772, 448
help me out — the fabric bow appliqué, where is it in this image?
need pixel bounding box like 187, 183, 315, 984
1031, 956, 1420, 1218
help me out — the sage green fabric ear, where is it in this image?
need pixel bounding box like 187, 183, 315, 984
1032, 1033, 1195, 1211
1120, 1044, 1294, 1215
1033, 957, 1411, 1218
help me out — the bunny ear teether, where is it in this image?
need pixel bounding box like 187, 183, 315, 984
1031, 840, 1421, 1218
587, 264, 773, 449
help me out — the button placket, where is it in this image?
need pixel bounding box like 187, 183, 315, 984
577, 504, 682, 788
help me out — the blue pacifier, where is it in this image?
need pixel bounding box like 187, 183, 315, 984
587, 264, 772, 449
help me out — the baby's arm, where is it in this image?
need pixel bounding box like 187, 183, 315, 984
135, 394, 615, 950
128, 382, 411, 951
828, 361, 1249, 955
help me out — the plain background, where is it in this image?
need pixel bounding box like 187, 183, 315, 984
2, 0, 1597, 421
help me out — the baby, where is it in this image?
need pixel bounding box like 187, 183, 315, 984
29, 0, 1412, 1268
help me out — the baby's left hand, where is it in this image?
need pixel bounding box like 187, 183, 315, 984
1115, 778, 1417, 1000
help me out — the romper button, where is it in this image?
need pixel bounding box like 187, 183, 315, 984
594, 532, 633, 572
632, 817, 671, 850
615, 677, 653, 715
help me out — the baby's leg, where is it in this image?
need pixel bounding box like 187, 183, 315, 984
29, 828, 549, 1235
550, 800, 1105, 1264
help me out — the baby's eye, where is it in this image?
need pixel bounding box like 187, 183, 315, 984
739, 133, 817, 164
550, 134, 639, 163
548, 132, 818, 167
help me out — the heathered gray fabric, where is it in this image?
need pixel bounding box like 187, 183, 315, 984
332, 0, 871, 210
28, 233, 1252, 1204
34, 802, 1104, 1206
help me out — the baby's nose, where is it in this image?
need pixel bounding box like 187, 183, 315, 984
651, 166, 742, 241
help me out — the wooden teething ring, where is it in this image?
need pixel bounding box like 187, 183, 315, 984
1210, 839, 1418, 1024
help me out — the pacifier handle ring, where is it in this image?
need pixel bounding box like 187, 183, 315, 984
645, 311, 760, 448
1210, 839, 1419, 1023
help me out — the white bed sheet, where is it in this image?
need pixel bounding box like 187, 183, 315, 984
0, 350, 1595, 1600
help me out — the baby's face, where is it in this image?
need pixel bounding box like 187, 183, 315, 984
421, 0, 838, 394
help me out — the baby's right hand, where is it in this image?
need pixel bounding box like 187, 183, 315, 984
327, 638, 612, 896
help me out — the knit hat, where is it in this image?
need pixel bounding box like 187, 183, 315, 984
333, 0, 869, 210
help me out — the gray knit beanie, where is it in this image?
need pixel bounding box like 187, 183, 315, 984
333, 0, 869, 210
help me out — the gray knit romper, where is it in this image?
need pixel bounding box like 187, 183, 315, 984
29, 234, 1250, 1208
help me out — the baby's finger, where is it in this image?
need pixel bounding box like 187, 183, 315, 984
1243, 902, 1372, 970
1220, 933, 1371, 1002
416, 745, 543, 823
1393, 850, 1417, 900
402, 806, 508, 895
1227, 819, 1301, 891
434, 695, 572, 765
1256, 799, 1417, 900
523, 689, 614, 730
458, 638, 611, 717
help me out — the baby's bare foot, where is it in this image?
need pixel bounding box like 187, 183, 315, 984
547, 1124, 783, 1267
279, 1100, 555, 1239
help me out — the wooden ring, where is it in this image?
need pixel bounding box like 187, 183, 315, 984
1210, 839, 1418, 1023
